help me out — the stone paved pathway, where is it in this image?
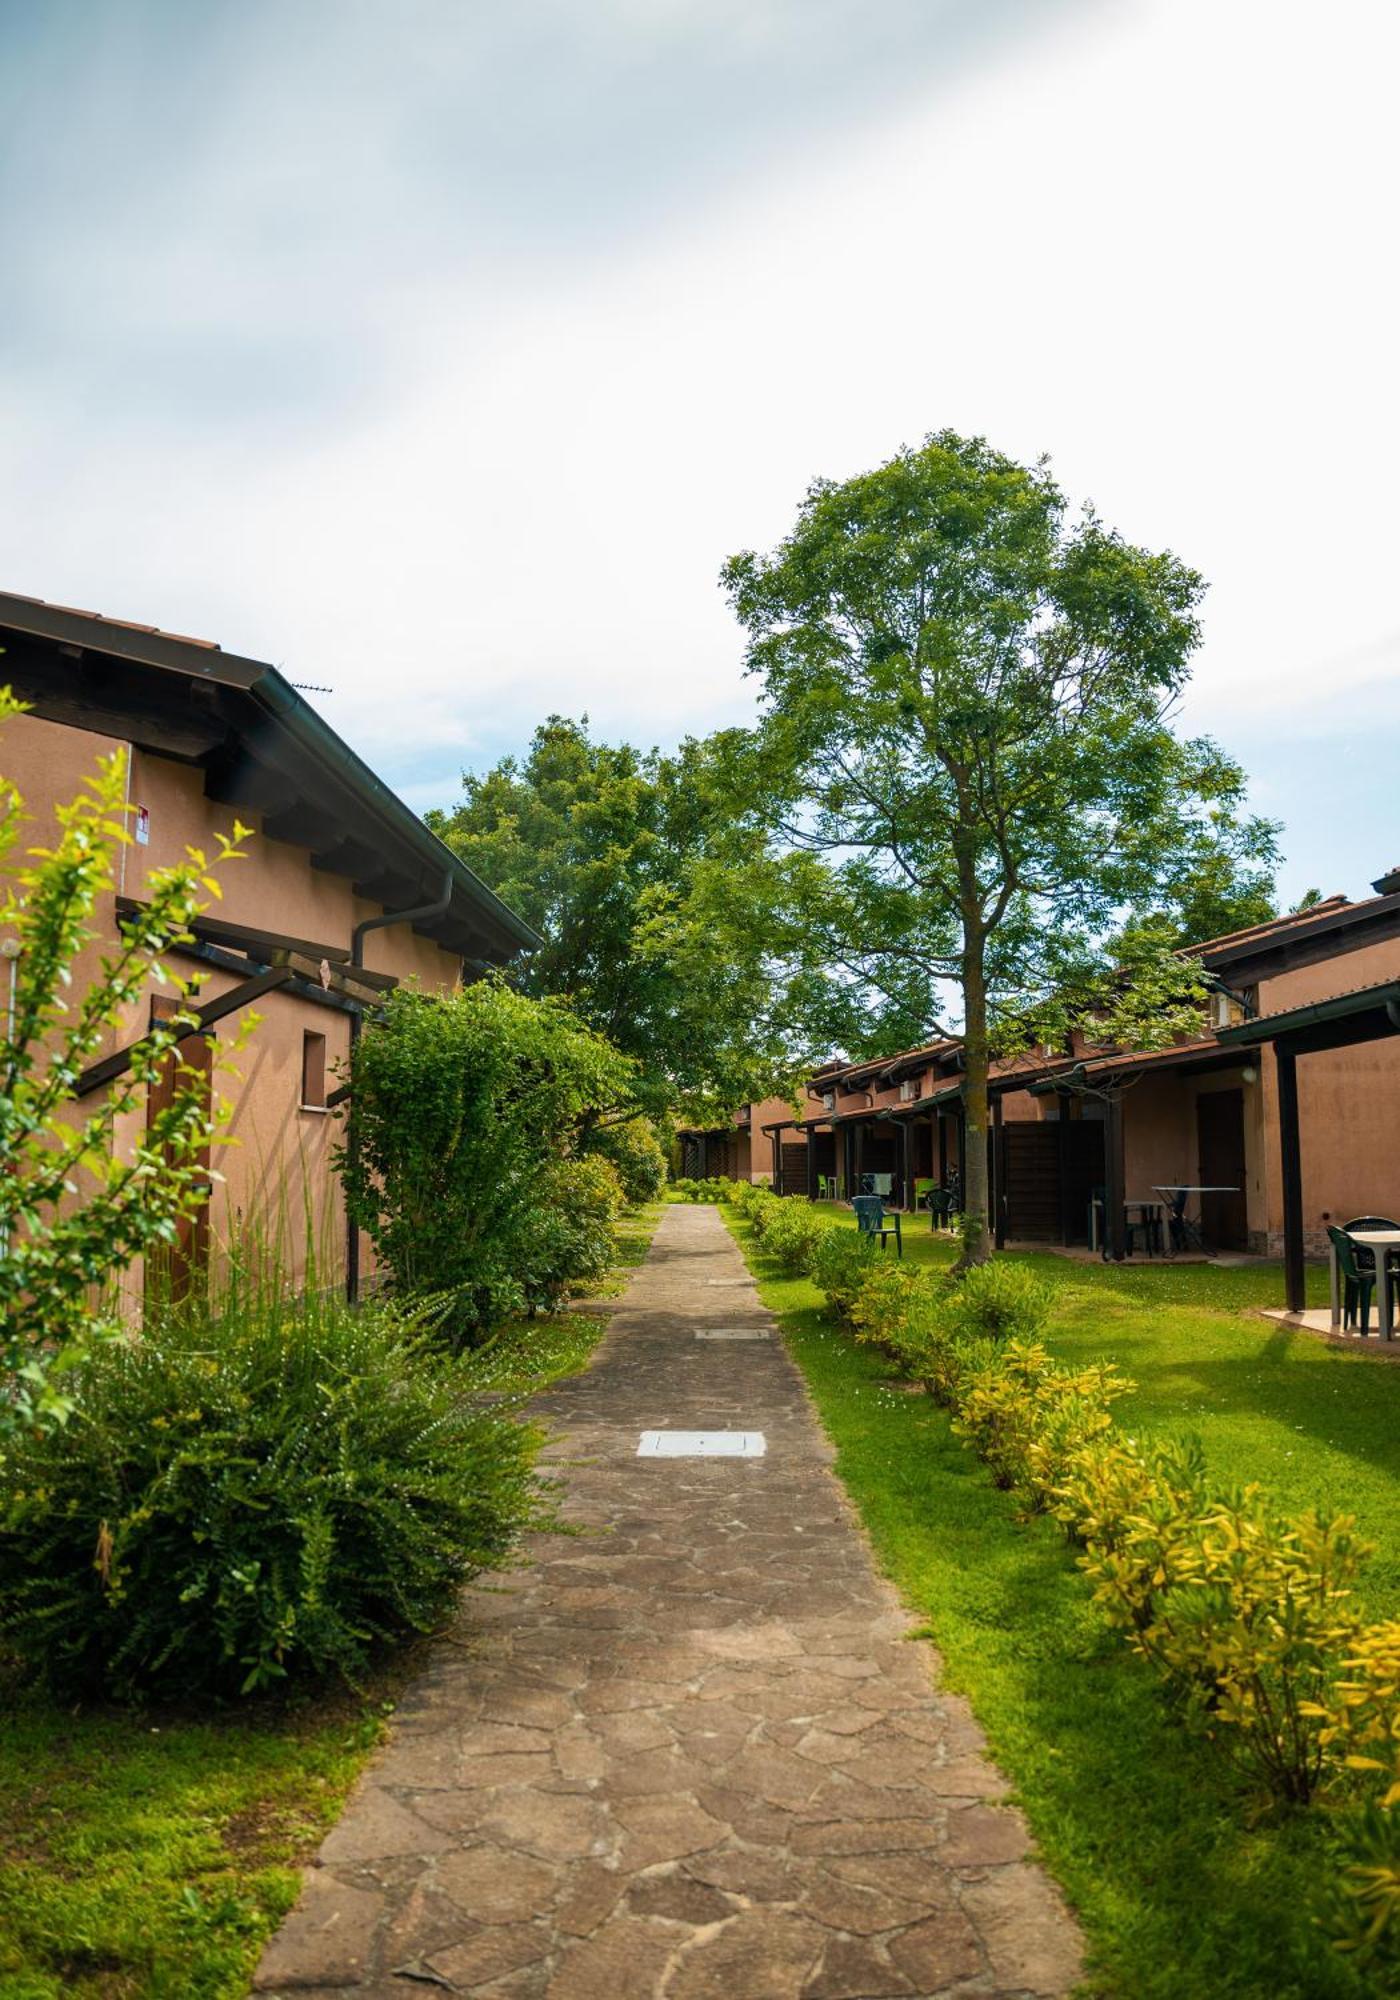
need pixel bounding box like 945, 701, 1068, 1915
254, 1204, 1083, 1998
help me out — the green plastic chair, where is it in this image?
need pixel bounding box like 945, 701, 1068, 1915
852, 1195, 902, 1255
913, 1177, 935, 1212
927, 1187, 957, 1232
1328, 1225, 1375, 1334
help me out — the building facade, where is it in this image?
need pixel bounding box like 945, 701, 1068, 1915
735, 893, 1400, 1259
0, 591, 538, 1303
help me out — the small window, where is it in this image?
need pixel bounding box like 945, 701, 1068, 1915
822, 1090, 836, 1111
900, 1077, 920, 1102
301, 1030, 327, 1110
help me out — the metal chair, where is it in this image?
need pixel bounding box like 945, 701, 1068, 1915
1328, 1225, 1376, 1333
852, 1195, 902, 1255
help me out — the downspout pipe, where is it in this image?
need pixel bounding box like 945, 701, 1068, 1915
345, 871, 455, 1304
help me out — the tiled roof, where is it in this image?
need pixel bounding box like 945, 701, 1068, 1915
1190, 898, 1349, 956
1077, 1036, 1223, 1076
2, 589, 222, 650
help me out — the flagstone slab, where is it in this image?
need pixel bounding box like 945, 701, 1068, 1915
253, 1203, 1082, 1997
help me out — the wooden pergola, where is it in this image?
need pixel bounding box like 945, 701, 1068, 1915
1219, 978, 1400, 1311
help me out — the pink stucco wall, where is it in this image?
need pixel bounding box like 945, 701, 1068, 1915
2, 711, 466, 1305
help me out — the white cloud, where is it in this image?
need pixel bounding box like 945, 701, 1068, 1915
0, 0, 1395, 896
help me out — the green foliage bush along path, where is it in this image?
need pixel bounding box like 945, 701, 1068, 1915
724, 1210, 1397, 2000
0, 1205, 664, 2000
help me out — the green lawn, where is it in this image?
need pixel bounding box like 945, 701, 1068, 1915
0, 1202, 665, 2000
725, 1208, 1400, 2000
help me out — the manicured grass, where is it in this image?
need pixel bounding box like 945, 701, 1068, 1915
0, 1204, 665, 2000
0, 1680, 396, 2000
726, 1208, 1399, 2000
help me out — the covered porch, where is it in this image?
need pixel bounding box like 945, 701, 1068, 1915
1220, 978, 1400, 1315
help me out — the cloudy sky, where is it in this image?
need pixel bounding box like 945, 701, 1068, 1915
2, 0, 1395, 904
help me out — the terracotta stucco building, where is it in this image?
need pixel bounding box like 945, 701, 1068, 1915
715, 894, 1400, 1267
0, 591, 537, 1304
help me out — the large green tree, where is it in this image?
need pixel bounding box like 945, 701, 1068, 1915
427, 717, 802, 1119
723, 431, 1277, 1263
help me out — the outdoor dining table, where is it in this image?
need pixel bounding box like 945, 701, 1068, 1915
1151, 1185, 1240, 1254
1329, 1229, 1400, 1338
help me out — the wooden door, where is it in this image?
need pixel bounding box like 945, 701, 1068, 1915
1000, 1124, 1062, 1241
144, 997, 213, 1308
1197, 1090, 1248, 1250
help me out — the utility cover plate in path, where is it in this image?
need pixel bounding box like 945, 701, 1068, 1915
637, 1431, 767, 1457
695, 1328, 771, 1341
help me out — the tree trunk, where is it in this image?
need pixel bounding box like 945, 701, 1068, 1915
958, 922, 992, 1267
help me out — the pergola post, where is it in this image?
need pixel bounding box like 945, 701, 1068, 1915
900, 1119, 913, 1208
938, 1112, 948, 1187
1276, 1041, 1306, 1312
770, 1128, 781, 1189
1105, 1089, 1128, 1262
805, 1128, 818, 1201
992, 1095, 1006, 1249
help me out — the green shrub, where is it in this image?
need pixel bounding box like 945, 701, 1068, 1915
848, 1262, 936, 1371
746, 1189, 786, 1238
808, 1227, 879, 1319
341, 981, 635, 1340
759, 1199, 828, 1276
586, 1117, 667, 1206
521, 1154, 625, 1311
726, 1179, 773, 1219
0, 1293, 544, 1701
670, 1175, 735, 1203
940, 1259, 1055, 1344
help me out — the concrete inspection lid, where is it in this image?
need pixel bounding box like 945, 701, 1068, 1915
695, 1328, 771, 1340
637, 1431, 767, 1457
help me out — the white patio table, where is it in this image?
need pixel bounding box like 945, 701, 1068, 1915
1330, 1229, 1400, 1338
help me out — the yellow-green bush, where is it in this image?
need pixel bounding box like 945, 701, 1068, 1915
953, 1341, 1131, 1504
1063, 1432, 1211, 1629
1307, 1620, 1400, 1807
1319, 1800, 1400, 1972
1124, 1486, 1366, 1806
